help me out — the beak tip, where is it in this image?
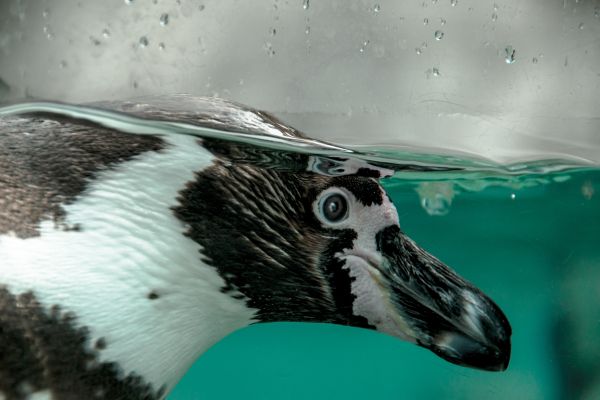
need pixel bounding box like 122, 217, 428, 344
430, 330, 512, 372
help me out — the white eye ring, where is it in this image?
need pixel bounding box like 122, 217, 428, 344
318, 190, 349, 224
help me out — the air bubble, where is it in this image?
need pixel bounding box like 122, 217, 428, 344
42, 9, 49, 18
270, 28, 277, 36
492, 13, 498, 22
139, 36, 149, 48
433, 67, 440, 76
303, 0, 309, 10
510, 193, 516, 200
124, 0, 134, 4
451, 0, 457, 6
440, 18, 446, 25
373, 4, 381, 13
434, 30, 444, 40
532, 57, 538, 64
102, 29, 110, 38
504, 46, 516, 64
199, 4, 205, 11
158, 42, 165, 50
305, 26, 310, 35
159, 13, 169, 26
417, 182, 455, 216
578, 22, 584, 30
59, 60, 68, 69
582, 181, 594, 200
423, 18, 429, 25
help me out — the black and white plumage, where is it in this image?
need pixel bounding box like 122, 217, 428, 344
0, 96, 511, 400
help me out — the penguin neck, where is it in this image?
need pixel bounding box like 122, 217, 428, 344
0, 133, 257, 394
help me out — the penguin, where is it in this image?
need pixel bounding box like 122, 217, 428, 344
0, 95, 511, 400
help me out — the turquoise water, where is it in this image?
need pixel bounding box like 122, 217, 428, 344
171, 168, 600, 400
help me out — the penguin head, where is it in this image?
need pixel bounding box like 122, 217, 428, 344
173, 145, 511, 372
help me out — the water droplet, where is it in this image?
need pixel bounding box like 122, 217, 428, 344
158, 42, 165, 50
43, 26, 54, 40
139, 36, 149, 48
504, 46, 516, 64
440, 18, 446, 25
359, 40, 370, 53
124, 0, 134, 4
373, 4, 381, 13
264, 42, 275, 57
59, 60, 68, 69
451, 0, 457, 6
492, 13, 498, 21
303, 0, 310, 10
159, 13, 169, 26
270, 27, 277, 36
42, 9, 49, 18
423, 18, 429, 25
578, 22, 584, 29
532, 57, 538, 64
434, 30, 444, 40
433, 67, 440, 76
102, 29, 110, 38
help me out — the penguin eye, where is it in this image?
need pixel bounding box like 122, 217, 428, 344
320, 193, 348, 223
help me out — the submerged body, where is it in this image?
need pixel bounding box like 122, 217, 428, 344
0, 96, 511, 399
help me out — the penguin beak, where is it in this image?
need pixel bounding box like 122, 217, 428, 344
374, 225, 511, 371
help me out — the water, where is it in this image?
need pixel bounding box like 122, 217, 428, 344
1, 101, 599, 399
